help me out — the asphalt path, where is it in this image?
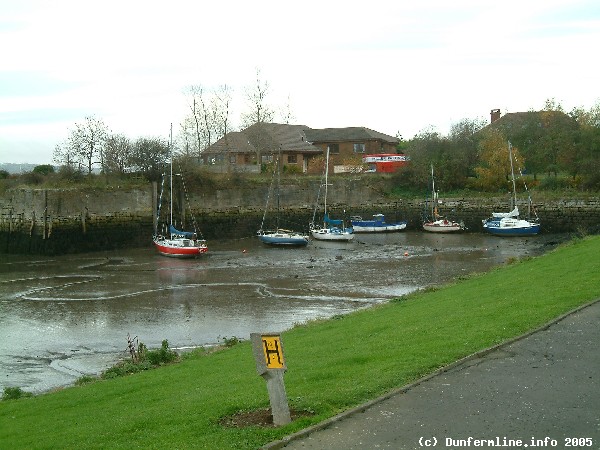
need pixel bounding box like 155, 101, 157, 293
266, 300, 600, 449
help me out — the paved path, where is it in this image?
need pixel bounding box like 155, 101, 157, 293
267, 301, 600, 449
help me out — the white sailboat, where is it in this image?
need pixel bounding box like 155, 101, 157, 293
423, 165, 464, 233
257, 149, 309, 246
310, 147, 354, 242
482, 142, 540, 236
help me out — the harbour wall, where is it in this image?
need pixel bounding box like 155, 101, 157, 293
1, 177, 599, 254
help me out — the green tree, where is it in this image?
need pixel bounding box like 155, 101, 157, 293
130, 137, 169, 182
474, 129, 526, 192
32, 164, 55, 176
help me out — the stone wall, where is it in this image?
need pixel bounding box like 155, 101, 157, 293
1, 177, 599, 254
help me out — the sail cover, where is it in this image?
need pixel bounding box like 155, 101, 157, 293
323, 213, 343, 226
169, 224, 195, 239
492, 206, 519, 218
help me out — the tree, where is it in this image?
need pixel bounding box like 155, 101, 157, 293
279, 94, 296, 125
129, 137, 169, 182
182, 84, 233, 161
54, 116, 110, 175
32, 164, 55, 176
474, 128, 525, 192
240, 68, 274, 128
104, 134, 132, 175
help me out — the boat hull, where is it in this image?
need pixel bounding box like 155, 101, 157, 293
153, 238, 208, 258
350, 214, 406, 233
482, 218, 540, 236
258, 231, 309, 246
310, 228, 354, 242
423, 219, 462, 233
351, 222, 407, 233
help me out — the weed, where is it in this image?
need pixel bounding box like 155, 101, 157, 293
2, 387, 33, 401
75, 375, 97, 386
221, 336, 241, 347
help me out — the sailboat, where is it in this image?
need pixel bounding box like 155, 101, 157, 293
153, 126, 208, 257
482, 142, 540, 236
257, 149, 309, 246
310, 147, 354, 242
423, 165, 464, 233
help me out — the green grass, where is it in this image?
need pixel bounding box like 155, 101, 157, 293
1, 236, 600, 449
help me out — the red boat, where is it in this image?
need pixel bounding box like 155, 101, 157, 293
153, 125, 208, 258
153, 226, 207, 258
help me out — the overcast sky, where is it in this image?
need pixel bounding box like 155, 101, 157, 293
1, 0, 599, 164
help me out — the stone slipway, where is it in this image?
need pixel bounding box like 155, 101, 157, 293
265, 299, 600, 449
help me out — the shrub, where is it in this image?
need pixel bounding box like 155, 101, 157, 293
75, 375, 97, 386
145, 340, 178, 365
2, 387, 33, 400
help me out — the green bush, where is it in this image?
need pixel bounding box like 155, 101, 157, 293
539, 176, 571, 191
101, 339, 178, 380
145, 340, 178, 365
2, 387, 33, 400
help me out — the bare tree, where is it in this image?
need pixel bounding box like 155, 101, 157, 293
214, 84, 233, 137
280, 94, 296, 124
241, 68, 274, 128
54, 116, 109, 175
104, 134, 132, 174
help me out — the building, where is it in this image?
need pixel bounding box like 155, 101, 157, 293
201, 123, 401, 174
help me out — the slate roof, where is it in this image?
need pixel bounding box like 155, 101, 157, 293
204, 123, 321, 155
304, 127, 399, 144
203, 123, 399, 155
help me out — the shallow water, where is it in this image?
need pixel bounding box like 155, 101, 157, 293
0, 231, 565, 393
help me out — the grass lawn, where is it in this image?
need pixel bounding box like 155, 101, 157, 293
1, 236, 599, 449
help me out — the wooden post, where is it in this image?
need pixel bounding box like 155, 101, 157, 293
152, 181, 158, 234
250, 333, 291, 426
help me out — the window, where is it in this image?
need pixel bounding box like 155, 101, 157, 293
261, 155, 273, 164
229, 155, 236, 164
328, 144, 340, 154
353, 143, 365, 153
287, 154, 297, 164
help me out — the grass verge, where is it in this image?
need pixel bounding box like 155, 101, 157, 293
1, 236, 599, 449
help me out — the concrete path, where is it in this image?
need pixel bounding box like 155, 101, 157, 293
266, 300, 600, 449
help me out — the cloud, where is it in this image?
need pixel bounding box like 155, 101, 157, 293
1, 0, 599, 163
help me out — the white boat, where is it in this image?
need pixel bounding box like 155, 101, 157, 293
153, 125, 208, 257
257, 149, 309, 246
482, 142, 540, 236
310, 147, 354, 242
350, 214, 407, 232
423, 165, 464, 233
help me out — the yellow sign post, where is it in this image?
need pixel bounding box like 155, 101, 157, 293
251, 333, 291, 426
261, 335, 285, 369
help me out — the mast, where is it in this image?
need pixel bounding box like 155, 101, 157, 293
169, 124, 173, 227
508, 141, 517, 211
324, 146, 330, 224
276, 146, 281, 230
430, 164, 435, 218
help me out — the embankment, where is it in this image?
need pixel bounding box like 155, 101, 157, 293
1, 176, 598, 254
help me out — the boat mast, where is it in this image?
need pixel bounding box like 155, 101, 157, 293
430, 164, 435, 218
324, 146, 330, 223
169, 124, 173, 227
508, 141, 517, 210
276, 146, 281, 230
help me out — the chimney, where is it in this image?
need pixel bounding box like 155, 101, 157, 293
490, 108, 501, 123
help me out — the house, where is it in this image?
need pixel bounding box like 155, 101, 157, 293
487, 108, 576, 135
201, 123, 400, 174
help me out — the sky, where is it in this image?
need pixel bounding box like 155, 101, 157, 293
1, 0, 599, 164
